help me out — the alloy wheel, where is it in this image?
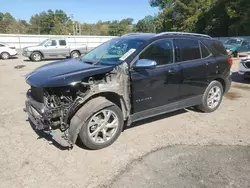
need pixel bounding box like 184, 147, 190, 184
87, 109, 119, 144
1, 53, 9, 59
207, 86, 222, 109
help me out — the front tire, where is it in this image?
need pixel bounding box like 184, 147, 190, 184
72, 97, 124, 150
197, 81, 223, 113
1, 52, 10, 60
30, 52, 42, 62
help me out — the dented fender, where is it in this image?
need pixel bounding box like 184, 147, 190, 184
68, 62, 131, 145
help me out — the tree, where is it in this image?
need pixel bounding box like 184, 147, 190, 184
28, 9, 72, 35
0, 12, 16, 33
135, 15, 156, 32
108, 18, 133, 36
151, 0, 250, 36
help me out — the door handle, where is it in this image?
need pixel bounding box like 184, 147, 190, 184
206, 62, 211, 66
168, 68, 179, 74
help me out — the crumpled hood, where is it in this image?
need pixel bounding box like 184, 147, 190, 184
25, 58, 114, 87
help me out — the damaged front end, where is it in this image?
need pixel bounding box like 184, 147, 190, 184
25, 62, 131, 148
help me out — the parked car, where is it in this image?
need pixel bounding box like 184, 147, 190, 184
22, 38, 87, 61
24, 32, 232, 150
224, 38, 250, 57
0, 42, 18, 60
239, 55, 250, 79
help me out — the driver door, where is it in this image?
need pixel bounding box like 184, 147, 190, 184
130, 39, 181, 113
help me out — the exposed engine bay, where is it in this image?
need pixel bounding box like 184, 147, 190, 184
25, 62, 131, 148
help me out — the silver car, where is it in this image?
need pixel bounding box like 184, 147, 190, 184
239, 55, 250, 79
22, 38, 87, 61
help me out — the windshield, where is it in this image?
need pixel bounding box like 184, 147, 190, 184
81, 38, 145, 65
38, 39, 49, 46
225, 39, 242, 45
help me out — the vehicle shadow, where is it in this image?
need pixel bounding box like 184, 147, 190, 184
124, 109, 188, 131
27, 119, 70, 150
0, 57, 18, 60
232, 72, 250, 84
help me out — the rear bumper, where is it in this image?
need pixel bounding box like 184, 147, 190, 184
239, 71, 250, 78
10, 53, 18, 57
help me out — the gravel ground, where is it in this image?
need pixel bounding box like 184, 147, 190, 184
0, 55, 250, 188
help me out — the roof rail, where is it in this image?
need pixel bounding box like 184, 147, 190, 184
122, 32, 155, 37
157, 32, 212, 39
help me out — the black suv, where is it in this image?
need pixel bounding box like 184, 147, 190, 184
25, 32, 232, 150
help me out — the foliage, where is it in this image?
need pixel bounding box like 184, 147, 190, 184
135, 16, 156, 33
1, 1, 250, 37
152, 0, 250, 37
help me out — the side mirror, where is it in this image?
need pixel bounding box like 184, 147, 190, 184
134, 59, 157, 69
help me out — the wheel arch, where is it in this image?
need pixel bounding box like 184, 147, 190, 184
32, 51, 44, 58
70, 49, 81, 55
214, 77, 226, 93
68, 94, 125, 146
70, 91, 128, 122
0, 51, 10, 59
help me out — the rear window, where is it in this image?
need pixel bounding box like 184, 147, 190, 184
174, 39, 201, 62
200, 42, 211, 58
59, 40, 67, 46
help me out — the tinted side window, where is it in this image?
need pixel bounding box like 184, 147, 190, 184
0, 44, 5, 47
208, 40, 227, 56
51, 40, 57, 46
139, 40, 173, 65
59, 40, 66, 46
200, 42, 211, 58
242, 41, 248, 46
174, 39, 201, 62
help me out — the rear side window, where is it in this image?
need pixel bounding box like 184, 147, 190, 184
242, 41, 248, 46
59, 40, 67, 46
209, 40, 227, 56
200, 42, 211, 58
174, 39, 201, 62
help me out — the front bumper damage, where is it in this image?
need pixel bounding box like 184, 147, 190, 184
25, 92, 73, 148
24, 62, 131, 149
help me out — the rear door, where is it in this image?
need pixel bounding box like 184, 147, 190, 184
174, 38, 215, 99
56, 39, 69, 57
131, 39, 182, 113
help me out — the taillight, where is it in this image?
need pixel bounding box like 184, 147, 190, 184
228, 58, 233, 66
9, 46, 15, 49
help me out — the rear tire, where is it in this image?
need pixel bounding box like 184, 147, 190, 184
70, 51, 80, 58
30, 52, 42, 62
71, 97, 124, 150
1, 52, 10, 60
197, 81, 223, 113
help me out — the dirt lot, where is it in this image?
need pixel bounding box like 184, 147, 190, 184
0, 55, 250, 188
